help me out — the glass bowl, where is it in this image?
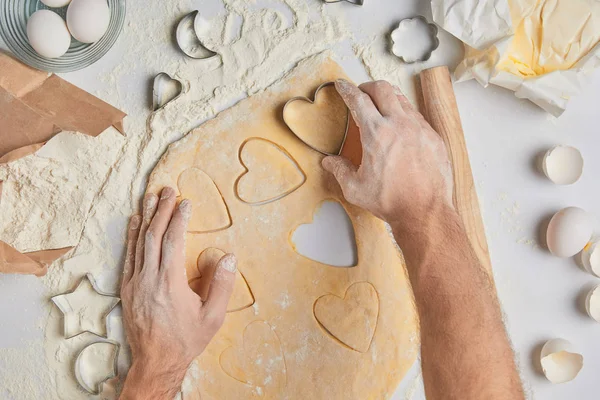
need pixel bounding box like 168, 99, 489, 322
0, 0, 125, 73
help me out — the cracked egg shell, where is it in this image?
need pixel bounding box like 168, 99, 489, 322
540, 339, 583, 384
581, 241, 600, 277
542, 145, 584, 185
585, 285, 600, 322
546, 207, 593, 258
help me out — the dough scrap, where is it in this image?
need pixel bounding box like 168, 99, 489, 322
178, 168, 231, 233
314, 282, 379, 353
236, 138, 306, 205
188, 247, 255, 313
147, 54, 418, 400
220, 321, 286, 394
283, 84, 348, 155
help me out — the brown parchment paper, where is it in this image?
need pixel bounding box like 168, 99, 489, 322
0, 52, 126, 276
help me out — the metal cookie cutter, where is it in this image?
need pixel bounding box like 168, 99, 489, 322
75, 341, 121, 395
323, 0, 364, 5
282, 81, 350, 156
153, 72, 184, 111
176, 10, 219, 60
51, 273, 121, 339
390, 16, 439, 64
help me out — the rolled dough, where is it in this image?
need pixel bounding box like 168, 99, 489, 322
147, 54, 418, 399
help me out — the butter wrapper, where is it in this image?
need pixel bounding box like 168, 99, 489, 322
431, 0, 600, 116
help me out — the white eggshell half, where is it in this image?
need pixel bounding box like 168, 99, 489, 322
67, 0, 110, 44
26, 10, 71, 59
542, 146, 584, 185
581, 241, 600, 277
540, 339, 583, 384
546, 207, 593, 257
41, 0, 72, 7
585, 285, 600, 322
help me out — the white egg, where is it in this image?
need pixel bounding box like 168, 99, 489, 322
27, 10, 71, 59
546, 207, 593, 257
41, 0, 72, 7
67, 0, 110, 44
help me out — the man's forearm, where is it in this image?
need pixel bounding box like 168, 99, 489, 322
392, 203, 524, 399
120, 359, 188, 400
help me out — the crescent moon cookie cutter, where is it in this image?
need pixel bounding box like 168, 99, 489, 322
75, 340, 121, 395
50, 273, 121, 340
176, 10, 220, 61
390, 16, 440, 64
323, 0, 364, 5
282, 81, 350, 157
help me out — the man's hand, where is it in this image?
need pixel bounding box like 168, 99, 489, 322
120, 187, 237, 400
323, 79, 454, 232
323, 80, 524, 399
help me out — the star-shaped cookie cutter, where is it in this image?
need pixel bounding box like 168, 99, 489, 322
282, 81, 350, 157
75, 340, 121, 395
51, 273, 121, 339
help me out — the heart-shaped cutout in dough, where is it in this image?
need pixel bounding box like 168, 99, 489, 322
236, 138, 306, 205
314, 282, 379, 353
220, 321, 286, 392
177, 168, 232, 233
290, 200, 357, 267
188, 247, 254, 313
283, 82, 349, 155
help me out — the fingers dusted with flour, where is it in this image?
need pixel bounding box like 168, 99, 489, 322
120, 187, 236, 400
203, 254, 237, 333
143, 187, 177, 277
325, 79, 454, 226
122, 215, 141, 289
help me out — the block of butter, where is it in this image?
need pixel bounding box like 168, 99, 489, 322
432, 0, 600, 116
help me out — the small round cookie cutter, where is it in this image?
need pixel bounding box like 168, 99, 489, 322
282, 81, 350, 156
390, 16, 439, 64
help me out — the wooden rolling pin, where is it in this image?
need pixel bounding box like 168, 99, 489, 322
419, 67, 493, 273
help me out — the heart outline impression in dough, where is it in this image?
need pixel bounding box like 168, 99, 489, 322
219, 320, 287, 392
177, 167, 232, 233
313, 282, 379, 353
235, 137, 306, 205
188, 247, 255, 313
282, 81, 350, 156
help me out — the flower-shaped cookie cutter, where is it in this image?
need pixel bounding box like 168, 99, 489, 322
323, 0, 364, 5
282, 81, 350, 156
390, 16, 439, 64
50, 273, 121, 339
75, 341, 121, 395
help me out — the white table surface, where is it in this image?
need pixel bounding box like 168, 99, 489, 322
2, 0, 600, 399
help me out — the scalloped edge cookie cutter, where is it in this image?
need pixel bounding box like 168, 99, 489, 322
323, 0, 364, 5
176, 10, 220, 60
50, 273, 121, 340
282, 81, 350, 156
75, 340, 121, 395
390, 16, 439, 64
153, 72, 184, 111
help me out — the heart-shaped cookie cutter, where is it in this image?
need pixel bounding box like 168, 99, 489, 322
75, 340, 120, 395
152, 72, 184, 111
282, 81, 350, 156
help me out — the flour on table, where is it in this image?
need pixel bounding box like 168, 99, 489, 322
0, 0, 352, 399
